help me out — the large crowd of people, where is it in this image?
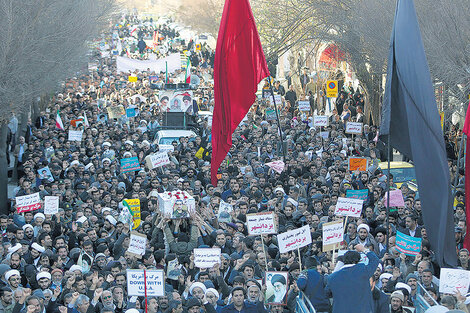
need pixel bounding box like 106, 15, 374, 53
2, 12, 468, 313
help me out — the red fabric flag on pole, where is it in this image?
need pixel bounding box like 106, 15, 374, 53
210, 0, 270, 185
463, 100, 470, 249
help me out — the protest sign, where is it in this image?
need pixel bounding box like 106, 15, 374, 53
334, 197, 364, 218
68, 130, 83, 142
38, 166, 54, 182
264, 93, 281, 103
128, 76, 138, 82
314, 116, 329, 127
217, 200, 232, 223
166, 258, 181, 281
158, 144, 175, 154
123, 199, 141, 229
266, 109, 276, 121
396, 231, 422, 256
157, 190, 195, 218
126, 108, 137, 117
265, 271, 288, 305
116, 53, 181, 73
146, 152, 170, 169
127, 231, 147, 256
298, 101, 310, 112
121, 157, 141, 173
70, 118, 84, 127
194, 248, 221, 268
16, 193, 41, 213
346, 189, 369, 201
127, 269, 165, 297
322, 220, 344, 252
278, 225, 312, 253
265, 160, 285, 174
439, 268, 470, 294
107, 105, 125, 119
158, 90, 194, 113
319, 131, 329, 139
345, 122, 363, 135
44, 196, 59, 215
383, 189, 405, 207
348, 157, 368, 172
247, 212, 276, 235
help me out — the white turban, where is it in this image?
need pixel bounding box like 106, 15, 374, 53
31, 243, 45, 253
189, 282, 207, 296
36, 272, 51, 281
357, 223, 370, 233
5, 270, 20, 281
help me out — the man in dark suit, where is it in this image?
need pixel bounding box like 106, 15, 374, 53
325, 244, 380, 313
401, 214, 422, 238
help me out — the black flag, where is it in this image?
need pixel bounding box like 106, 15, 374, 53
380, 0, 457, 267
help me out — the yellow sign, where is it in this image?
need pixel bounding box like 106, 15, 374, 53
128, 76, 138, 82
439, 111, 444, 130
326, 80, 338, 98
125, 199, 141, 230
196, 43, 201, 51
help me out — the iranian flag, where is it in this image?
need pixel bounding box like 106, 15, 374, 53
185, 57, 191, 84
56, 110, 64, 130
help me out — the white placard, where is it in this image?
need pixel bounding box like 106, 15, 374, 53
16, 193, 41, 213
127, 232, 147, 256
334, 197, 364, 218
278, 225, 312, 253
68, 130, 83, 141
298, 101, 310, 112
247, 212, 277, 235
439, 268, 470, 294
314, 116, 329, 127
322, 220, 344, 246
16, 192, 40, 207
158, 145, 175, 154
194, 248, 221, 268
319, 131, 329, 139
345, 122, 363, 135
127, 269, 165, 297
265, 160, 285, 174
44, 196, 59, 215
148, 152, 170, 169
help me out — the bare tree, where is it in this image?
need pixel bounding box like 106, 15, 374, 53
252, 0, 469, 122
175, 0, 224, 36
0, 0, 115, 212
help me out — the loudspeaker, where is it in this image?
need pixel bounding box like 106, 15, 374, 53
162, 112, 185, 127
164, 83, 177, 90
177, 83, 190, 89
162, 112, 197, 127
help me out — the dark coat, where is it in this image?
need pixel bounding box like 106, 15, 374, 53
325, 251, 380, 313
297, 269, 330, 311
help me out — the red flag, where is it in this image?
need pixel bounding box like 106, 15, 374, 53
463, 100, 470, 249
210, 0, 269, 185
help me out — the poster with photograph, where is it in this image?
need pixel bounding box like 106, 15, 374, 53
38, 166, 54, 183
157, 191, 195, 219
159, 90, 194, 113
217, 200, 232, 223
265, 272, 288, 305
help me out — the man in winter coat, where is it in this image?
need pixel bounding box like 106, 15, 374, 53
325, 244, 380, 313
297, 258, 330, 312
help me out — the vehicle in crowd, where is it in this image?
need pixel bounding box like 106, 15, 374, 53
153, 129, 197, 152
378, 161, 418, 191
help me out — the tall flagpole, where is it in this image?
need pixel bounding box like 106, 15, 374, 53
385, 134, 391, 252
454, 132, 465, 193
268, 78, 285, 161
